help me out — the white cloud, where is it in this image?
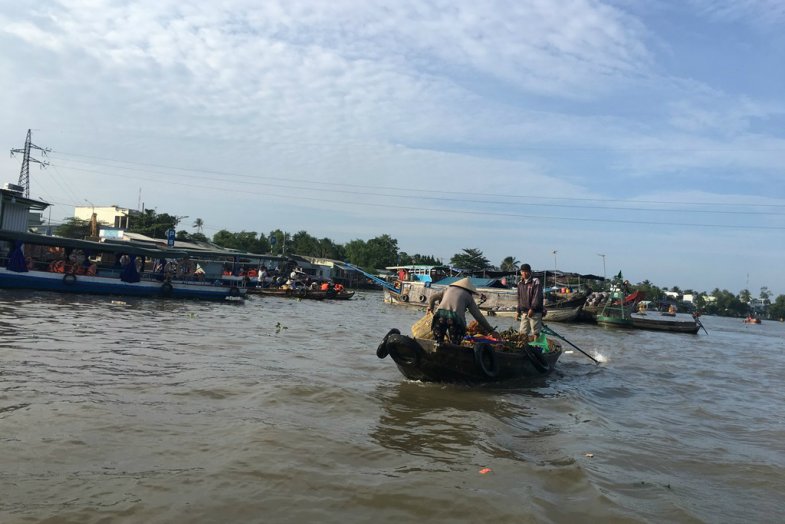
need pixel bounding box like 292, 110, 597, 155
689, 0, 785, 25
1, 0, 784, 293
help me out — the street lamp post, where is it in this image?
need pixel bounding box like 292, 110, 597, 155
552, 250, 558, 271
597, 254, 606, 280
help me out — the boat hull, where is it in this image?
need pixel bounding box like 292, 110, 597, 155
385, 283, 585, 322
0, 268, 243, 301
630, 312, 700, 333
376, 332, 562, 383
247, 288, 354, 300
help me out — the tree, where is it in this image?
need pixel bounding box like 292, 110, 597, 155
500, 256, 520, 273
397, 252, 440, 266
268, 230, 290, 256
212, 230, 267, 253
193, 218, 204, 234
290, 230, 320, 256
739, 288, 752, 304
343, 234, 399, 270
54, 217, 91, 239
769, 295, 785, 320
450, 248, 490, 272
317, 237, 344, 259
127, 209, 179, 238
760, 286, 772, 305
707, 288, 747, 317
634, 280, 664, 303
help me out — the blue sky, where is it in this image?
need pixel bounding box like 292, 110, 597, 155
1, 0, 783, 295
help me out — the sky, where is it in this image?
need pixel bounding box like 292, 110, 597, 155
1, 0, 783, 296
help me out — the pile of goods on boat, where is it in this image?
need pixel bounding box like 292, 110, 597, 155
463, 322, 561, 353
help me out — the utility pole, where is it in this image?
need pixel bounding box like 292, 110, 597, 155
552, 250, 558, 271
597, 254, 606, 280
10, 129, 50, 198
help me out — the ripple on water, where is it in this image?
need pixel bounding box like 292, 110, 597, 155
1, 294, 784, 522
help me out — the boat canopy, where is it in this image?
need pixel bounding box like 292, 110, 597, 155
0, 229, 189, 258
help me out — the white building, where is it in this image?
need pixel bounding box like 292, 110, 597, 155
74, 205, 133, 229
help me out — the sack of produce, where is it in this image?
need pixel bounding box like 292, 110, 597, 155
411, 311, 434, 339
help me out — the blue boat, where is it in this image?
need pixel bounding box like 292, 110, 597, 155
0, 229, 245, 301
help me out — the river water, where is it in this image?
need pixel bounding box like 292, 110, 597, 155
1, 290, 783, 523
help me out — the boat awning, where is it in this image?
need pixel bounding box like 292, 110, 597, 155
0, 229, 189, 258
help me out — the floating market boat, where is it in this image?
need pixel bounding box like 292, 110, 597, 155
0, 229, 245, 301
375, 329, 562, 383
630, 311, 701, 334
384, 277, 589, 322
743, 315, 762, 324
246, 287, 354, 300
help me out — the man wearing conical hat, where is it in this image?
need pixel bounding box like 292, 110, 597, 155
426, 277, 496, 344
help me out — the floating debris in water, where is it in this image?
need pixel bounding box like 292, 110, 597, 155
585, 453, 594, 458
479, 467, 492, 474
275, 322, 288, 334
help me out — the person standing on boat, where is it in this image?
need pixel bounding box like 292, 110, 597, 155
516, 264, 544, 339
426, 277, 496, 344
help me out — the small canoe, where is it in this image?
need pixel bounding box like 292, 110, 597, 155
375, 330, 562, 383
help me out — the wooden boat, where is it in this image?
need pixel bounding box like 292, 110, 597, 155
384, 280, 586, 322
375, 330, 562, 383
0, 230, 245, 301
743, 316, 762, 324
246, 287, 354, 300
596, 290, 643, 328
630, 311, 700, 334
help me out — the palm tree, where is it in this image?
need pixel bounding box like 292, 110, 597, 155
192, 218, 204, 234
500, 256, 520, 272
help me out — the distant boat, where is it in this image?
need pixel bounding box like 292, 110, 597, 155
630, 311, 700, 334
246, 287, 354, 300
0, 229, 245, 301
383, 272, 589, 323
743, 315, 762, 324
596, 290, 643, 328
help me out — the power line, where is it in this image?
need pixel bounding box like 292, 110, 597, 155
48, 156, 785, 222
44, 163, 785, 231
50, 150, 785, 210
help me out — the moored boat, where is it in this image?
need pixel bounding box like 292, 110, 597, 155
384, 278, 588, 322
375, 330, 562, 383
0, 230, 245, 301
246, 286, 354, 300
630, 311, 701, 334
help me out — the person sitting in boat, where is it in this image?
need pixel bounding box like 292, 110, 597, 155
516, 263, 544, 339
320, 281, 331, 291
426, 277, 497, 344
334, 283, 345, 293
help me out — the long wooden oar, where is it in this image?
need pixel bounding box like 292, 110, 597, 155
693, 314, 709, 335
542, 324, 600, 365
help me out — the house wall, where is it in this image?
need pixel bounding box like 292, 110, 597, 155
0, 200, 30, 231
74, 206, 131, 229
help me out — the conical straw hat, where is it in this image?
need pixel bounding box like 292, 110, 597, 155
450, 277, 477, 294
